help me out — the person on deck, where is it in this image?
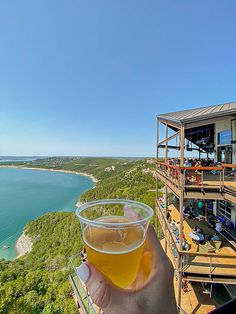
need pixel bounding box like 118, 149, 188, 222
215, 220, 222, 233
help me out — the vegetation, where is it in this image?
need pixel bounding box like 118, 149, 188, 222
0, 157, 161, 313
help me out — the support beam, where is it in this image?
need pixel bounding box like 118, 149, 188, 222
180, 125, 185, 166
159, 144, 180, 150
159, 144, 202, 151
179, 125, 185, 250
158, 118, 181, 130
156, 116, 159, 235
158, 130, 180, 146
177, 125, 185, 311
177, 255, 183, 312
164, 123, 168, 252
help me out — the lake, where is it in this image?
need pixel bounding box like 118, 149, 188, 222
0, 167, 94, 260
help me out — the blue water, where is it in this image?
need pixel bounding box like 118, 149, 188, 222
0, 168, 94, 260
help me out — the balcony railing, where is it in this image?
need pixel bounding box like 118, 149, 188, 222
156, 201, 236, 284
156, 162, 236, 191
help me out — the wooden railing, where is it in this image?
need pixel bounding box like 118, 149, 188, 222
156, 162, 182, 190
156, 199, 180, 266
156, 200, 236, 281
156, 162, 230, 190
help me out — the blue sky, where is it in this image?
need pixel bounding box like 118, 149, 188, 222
0, 0, 236, 157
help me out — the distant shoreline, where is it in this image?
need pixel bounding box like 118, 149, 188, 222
0, 165, 98, 258
0, 165, 99, 183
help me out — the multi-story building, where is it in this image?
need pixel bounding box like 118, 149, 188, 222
156, 102, 236, 311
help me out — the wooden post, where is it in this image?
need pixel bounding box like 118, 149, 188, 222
156, 116, 159, 235
177, 255, 183, 313
177, 125, 185, 311
164, 123, 168, 252
179, 125, 185, 252
205, 201, 208, 221
180, 125, 185, 167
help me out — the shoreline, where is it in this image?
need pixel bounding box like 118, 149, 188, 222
0, 165, 99, 183
15, 230, 33, 258
0, 165, 98, 258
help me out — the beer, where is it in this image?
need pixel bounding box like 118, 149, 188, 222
83, 217, 145, 288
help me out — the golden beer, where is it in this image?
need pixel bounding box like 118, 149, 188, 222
83, 217, 145, 288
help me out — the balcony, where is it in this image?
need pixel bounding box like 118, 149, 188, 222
156, 162, 236, 202
156, 200, 236, 284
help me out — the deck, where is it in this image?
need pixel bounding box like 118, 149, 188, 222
157, 202, 236, 284
168, 204, 236, 254
156, 163, 236, 202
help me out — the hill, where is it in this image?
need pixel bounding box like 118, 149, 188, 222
0, 157, 161, 313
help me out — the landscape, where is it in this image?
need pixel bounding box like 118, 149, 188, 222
0, 157, 159, 313
1, 1, 236, 313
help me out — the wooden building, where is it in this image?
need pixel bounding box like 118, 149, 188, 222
156, 102, 236, 312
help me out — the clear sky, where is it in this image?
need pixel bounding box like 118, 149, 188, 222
0, 0, 236, 157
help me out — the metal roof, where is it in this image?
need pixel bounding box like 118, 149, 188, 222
158, 102, 236, 124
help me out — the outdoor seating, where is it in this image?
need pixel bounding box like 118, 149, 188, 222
189, 231, 205, 242
210, 240, 222, 250
198, 240, 222, 253
194, 214, 205, 221
198, 242, 216, 253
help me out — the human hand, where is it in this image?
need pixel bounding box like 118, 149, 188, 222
76, 225, 177, 314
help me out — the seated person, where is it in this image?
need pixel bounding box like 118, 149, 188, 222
182, 239, 190, 251
177, 228, 185, 242
171, 221, 181, 239
218, 215, 226, 224
166, 211, 171, 222
211, 233, 220, 241
208, 214, 217, 228
225, 219, 234, 229
194, 225, 202, 234
215, 220, 222, 233
183, 206, 191, 218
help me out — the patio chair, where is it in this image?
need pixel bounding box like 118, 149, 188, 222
210, 240, 222, 250
198, 242, 216, 253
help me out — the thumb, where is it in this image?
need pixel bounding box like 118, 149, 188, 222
76, 262, 112, 310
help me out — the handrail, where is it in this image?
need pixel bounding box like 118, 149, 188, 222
156, 200, 180, 251
156, 161, 223, 171
156, 200, 236, 259
179, 250, 236, 258
222, 163, 236, 168
156, 161, 179, 169
180, 166, 223, 171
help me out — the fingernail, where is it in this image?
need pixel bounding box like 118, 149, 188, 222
76, 263, 90, 283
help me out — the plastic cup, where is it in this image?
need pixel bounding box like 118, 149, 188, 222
76, 199, 153, 288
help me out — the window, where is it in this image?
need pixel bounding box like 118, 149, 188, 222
217, 200, 232, 220
218, 129, 232, 145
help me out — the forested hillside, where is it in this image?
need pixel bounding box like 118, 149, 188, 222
0, 157, 161, 313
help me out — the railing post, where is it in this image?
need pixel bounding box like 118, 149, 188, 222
222, 167, 225, 187
209, 256, 212, 279
156, 116, 159, 235
177, 254, 183, 313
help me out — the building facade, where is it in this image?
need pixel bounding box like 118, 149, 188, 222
156, 102, 236, 311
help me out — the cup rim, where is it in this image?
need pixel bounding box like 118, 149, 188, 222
76, 199, 154, 227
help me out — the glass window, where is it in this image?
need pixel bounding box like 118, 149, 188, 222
217, 201, 232, 220
218, 129, 232, 145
